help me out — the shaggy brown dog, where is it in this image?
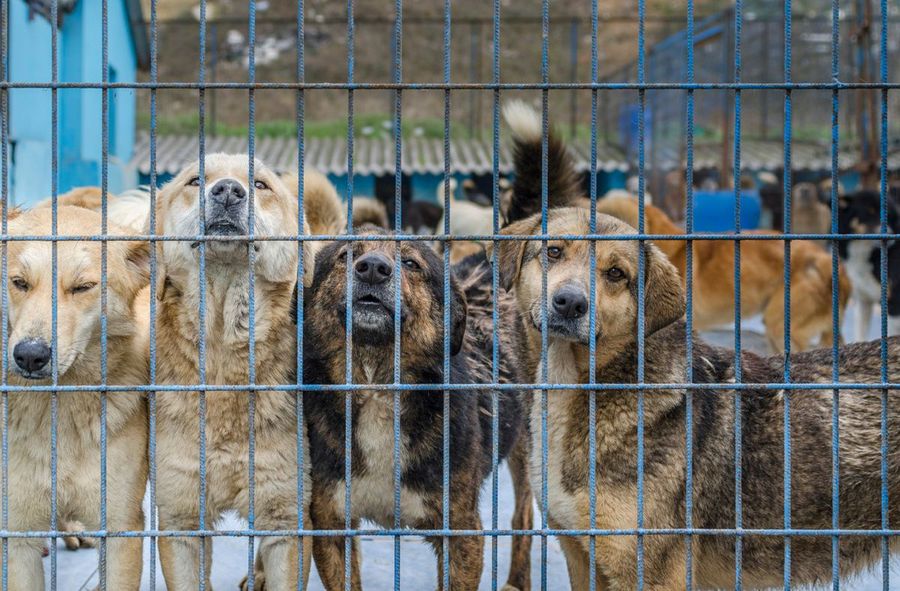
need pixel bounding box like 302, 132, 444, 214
503, 101, 850, 353
4, 206, 151, 590
303, 228, 533, 590
152, 155, 339, 590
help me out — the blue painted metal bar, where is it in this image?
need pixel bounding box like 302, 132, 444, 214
783, 1, 794, 588
391, 0, 403, 587
636, 0, 647, 585
588, 0, 599, 588
441, 0, 452, 584
683, 0, 695, 585
343, 0, 356, 587
829, 0, 841, 587
148, 0, 160, 582
99, 0, 111, 581
294, 0, 307, 587
0, 0, 7, 579
196, 0, 210, 581
539, 0, 551, 588
879, 0, 890, 588
489, 0, 501, 587
49, 0, 60, 584
731, 2, 743, 588
245, 0, 259, 583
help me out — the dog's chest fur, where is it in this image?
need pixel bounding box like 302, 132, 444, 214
332, 384, 430, 527
844, 240, 882, 303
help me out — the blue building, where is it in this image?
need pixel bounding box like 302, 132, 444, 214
7, 0, 148, 206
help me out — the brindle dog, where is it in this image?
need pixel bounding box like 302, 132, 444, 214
499, 104, 900, 589
303, 227, 534, 590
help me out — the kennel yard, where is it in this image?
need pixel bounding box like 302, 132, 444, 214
5, 0, 900, 587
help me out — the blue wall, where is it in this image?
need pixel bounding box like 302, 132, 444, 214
8, 0, 139, 206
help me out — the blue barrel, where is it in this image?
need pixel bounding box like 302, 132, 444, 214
692, 190, 761, 232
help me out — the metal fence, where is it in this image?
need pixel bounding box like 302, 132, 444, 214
2, 0, 900, 588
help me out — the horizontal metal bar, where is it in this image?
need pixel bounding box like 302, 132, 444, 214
3, 233, 900, 242
4, 528, 900, 538
2, 81, 899, 90
5, 382, 900, 393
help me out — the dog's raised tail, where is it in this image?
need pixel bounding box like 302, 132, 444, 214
283, 169, 346, 235
502, 100, 581, 224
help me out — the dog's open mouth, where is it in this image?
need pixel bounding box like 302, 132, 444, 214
356, 294, 384, 307
206, 220, 244, 236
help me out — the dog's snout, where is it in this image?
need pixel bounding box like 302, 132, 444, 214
552, 286, 588, 320
209, 179, 247, 208
355, 252, 393, 285
13, 339, 51, 373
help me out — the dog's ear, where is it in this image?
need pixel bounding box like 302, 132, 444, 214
449, 276, 468, 356
149, 189, 169, 301
498, 216, 538, 291
123, 240, 151, 297
643, 243, 685, 336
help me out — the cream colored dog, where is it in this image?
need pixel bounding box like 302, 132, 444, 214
153, 155, 338, 590
4, 205, 151, 590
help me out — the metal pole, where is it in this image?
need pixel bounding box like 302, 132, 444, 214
570, 18, 578, 137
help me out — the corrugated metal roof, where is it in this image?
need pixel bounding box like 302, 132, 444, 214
654, 139, 838, 171
130, 133, 630, 177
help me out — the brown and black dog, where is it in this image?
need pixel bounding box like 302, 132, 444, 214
302, 227, 533, 590
499, 104, 900, 589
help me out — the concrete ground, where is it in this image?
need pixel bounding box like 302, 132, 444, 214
47, 303, 900, 589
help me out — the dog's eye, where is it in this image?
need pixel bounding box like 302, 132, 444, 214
70, 282, 97, 294
10, 277, 28, 292
606, 267, 626, 282
254, 180, 270, 191
546, 246, 563, 260
187, 176, 201, 187
402, 258, 420, 271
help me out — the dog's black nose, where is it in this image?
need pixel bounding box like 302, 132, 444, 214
13, 339, 51, 373
209, 179, 247, 208
355, 252, 393, 285
552, 286, 588, 320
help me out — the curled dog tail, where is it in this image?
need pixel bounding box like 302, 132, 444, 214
284, 169, 346, 235
502, 100, 581, 225
351, 197, 390, 230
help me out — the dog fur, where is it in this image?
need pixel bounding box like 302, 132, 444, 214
35, 186, 151, 234
152, 156, 339, 589
3, 206, 151, 590
302, 228, 533, 590
502, 101, 850, 353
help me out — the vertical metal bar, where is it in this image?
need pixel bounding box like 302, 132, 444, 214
343, 0, 355, 587
539, 0, 550, 588
636, 0, 647, 586
196, 0, 210, 581
391, 0, 403, 587
782, 2, 793, 588
147, 0, 160, 579
683, 0, 695, 587
0, 0, 8, 581
731, 2, 743, 589
588, 1, 599, 589
294, 0, 306, 587
441, 0, 451, 586
878, 0, 890, 587
489, 0, 501, 587
245, 0, 258, 584
49, 0, 59, 583
829, 0, 841, 587
99, 0, 111, 582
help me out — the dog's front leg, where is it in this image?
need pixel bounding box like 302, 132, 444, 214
505, 437, 533, 591
310, 486, 361, 591
428, 508, 485, 591
246, 516, 312, 591
3, 538, 45, 591
158, 513, 213, 591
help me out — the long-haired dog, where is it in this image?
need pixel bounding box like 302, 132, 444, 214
303, 227, 533, 590
4, 205, 151, 589
502, 101, 850, 353
500, 104, 900, 589
152, 155, 340, 590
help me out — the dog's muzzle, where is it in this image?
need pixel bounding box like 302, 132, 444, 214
11, 338, 52, 379
204, 178, 249, 240
537, 284, 595, 344
349, 252, 401, 344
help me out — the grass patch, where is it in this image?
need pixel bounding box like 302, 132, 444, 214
137, 112, 464, 139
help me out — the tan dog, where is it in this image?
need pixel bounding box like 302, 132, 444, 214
153, 155, 340, 590
4, 206, 150, 590
499, 206, 900, 589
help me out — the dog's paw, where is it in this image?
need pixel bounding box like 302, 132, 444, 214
238, 572, 266, 591
61, 521, 96, 551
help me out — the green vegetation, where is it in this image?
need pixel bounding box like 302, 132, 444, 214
137, 112, 461, 139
